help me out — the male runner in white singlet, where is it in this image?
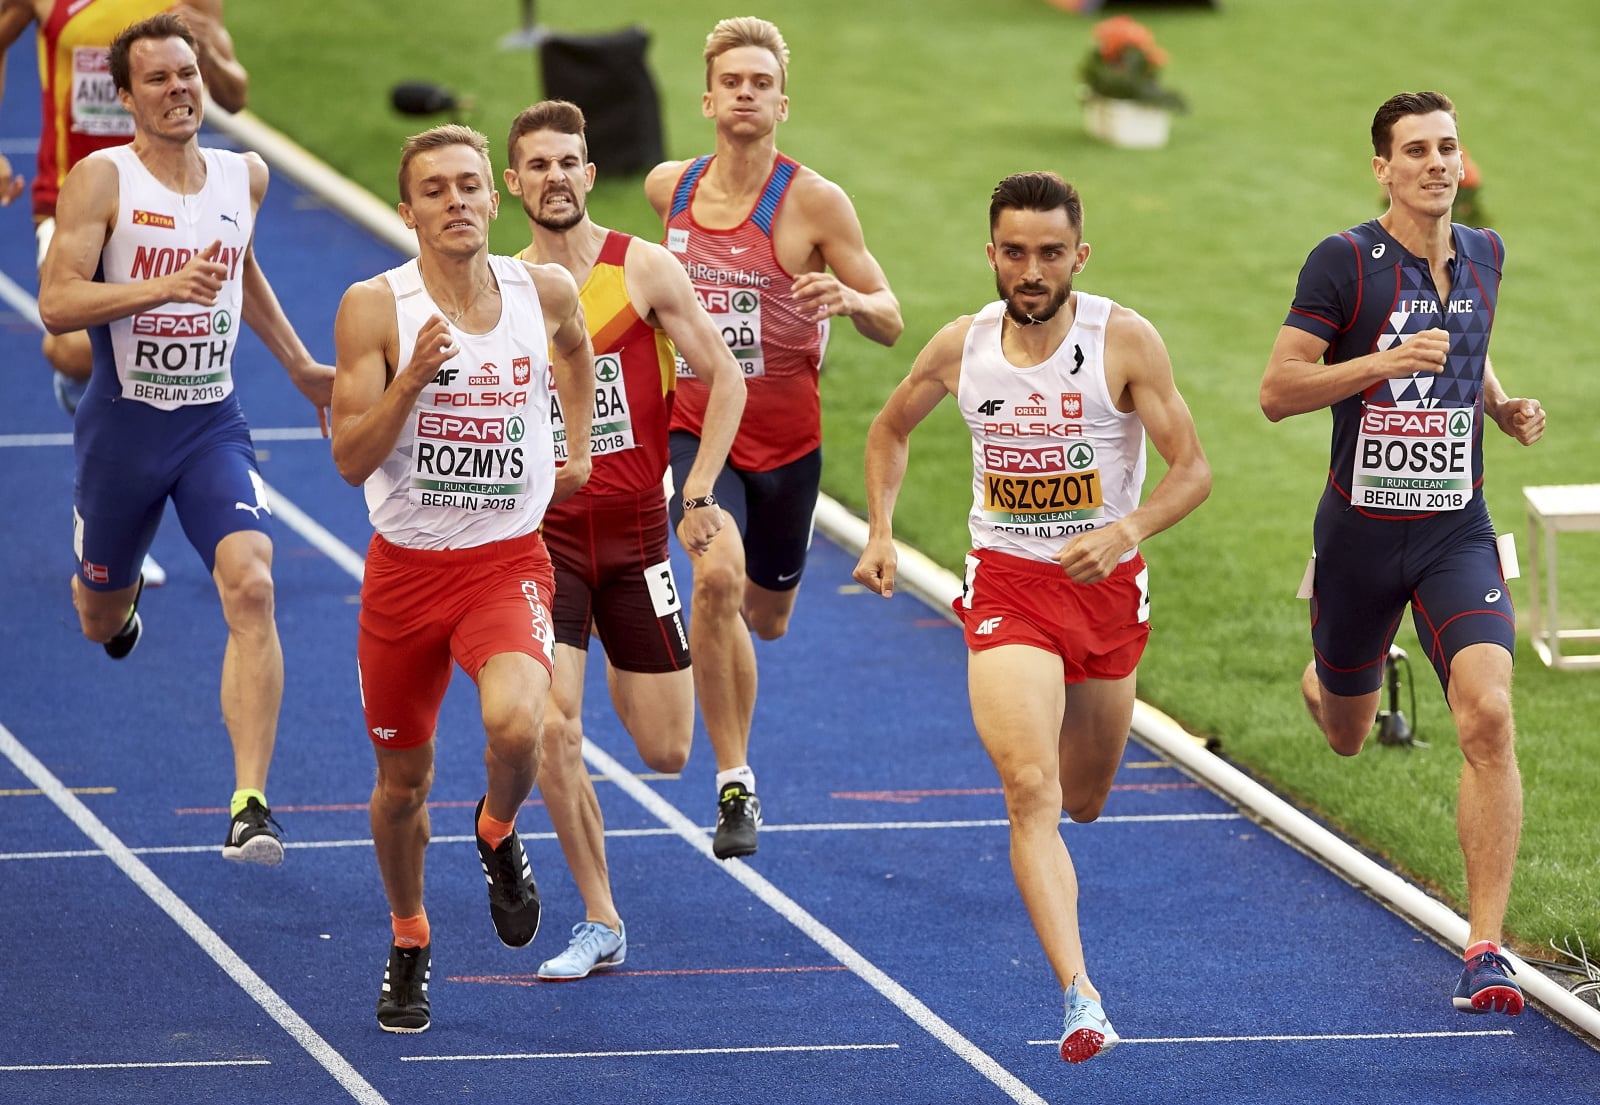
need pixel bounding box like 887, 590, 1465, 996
854, 172, 1210, 1064
330, 123, 596, 1034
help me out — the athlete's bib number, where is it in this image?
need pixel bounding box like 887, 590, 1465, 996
551, 354, 637, 460
1352, 404, 1472, 512
679, 284, 765, 378
72, 48, 133, 138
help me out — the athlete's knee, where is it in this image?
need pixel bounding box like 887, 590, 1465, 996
1452, 684, 1515, 767
997, 761, 1062, 827
73, 578, 134, 643
373, 760, 433, 817
1062, 784, 1112, 824
745, 604, 792, 641
217, 557, 275, 627
483, 697, 543, 763
692, 557, 745, 616
635, 722, 692, 774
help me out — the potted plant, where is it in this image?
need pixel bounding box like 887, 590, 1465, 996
1078, 14, 1187, 149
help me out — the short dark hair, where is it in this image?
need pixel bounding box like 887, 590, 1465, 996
109, 13, 197, 94
989, 171, 1083, 237
1371, 91, 1456, 157
506, 100, 588, 170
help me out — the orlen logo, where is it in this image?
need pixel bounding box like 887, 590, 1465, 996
131, 209, 176, 229
469, 361, 501, 386
132, 312, 212, 338
417, 412, 505, 442
1015, 391, 1047, 417
512, 356, 531, 385
1360, 409, 1450, 437
1061, 393, 1083, 419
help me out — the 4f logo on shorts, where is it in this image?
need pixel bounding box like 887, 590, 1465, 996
974, 616, 1003, 636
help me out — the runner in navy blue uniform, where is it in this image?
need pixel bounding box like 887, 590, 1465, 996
37, 14, 332, 866
1261, 91, 1544, 1017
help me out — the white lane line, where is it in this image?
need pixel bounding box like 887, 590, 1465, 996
404, 1043, 900, 1063
1, 1060, 271, 1072
261, 480, 366, 579
0, 268, 43, 328
0, 723, 390, 1105
0, 811, 1242, 861
0, 427, 327, 448
1027, 1029, 1516, 1046
579, 738, 1052, 1105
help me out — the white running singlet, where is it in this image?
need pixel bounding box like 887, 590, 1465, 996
957, 293, 1146, 564
94, 145, 250, 410
365, 255, 556, 550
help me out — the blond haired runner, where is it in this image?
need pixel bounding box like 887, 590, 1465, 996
644, 16, 902, 858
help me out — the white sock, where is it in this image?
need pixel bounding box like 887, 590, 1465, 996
716, 766, 756, 794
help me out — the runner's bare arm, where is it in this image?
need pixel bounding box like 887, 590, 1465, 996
532, 261, 595, 504
238, 154, 332, 433
789, 174, 902, 347
632, 239, 746, 548
1261, 324, 1449, 421
0, 0, 34, 205
1057, 309, 1210, 585
39, 157, 227, 331
1482, 356, 1544, 446
853, 318, 968, 597
331, 279, 451, 485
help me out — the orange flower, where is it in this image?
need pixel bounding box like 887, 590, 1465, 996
1460, 147, 1482, 189
1093, 14, 1169, 68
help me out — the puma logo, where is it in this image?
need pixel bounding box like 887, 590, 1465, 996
235, 470, 273, 519
220, 211, 241, 229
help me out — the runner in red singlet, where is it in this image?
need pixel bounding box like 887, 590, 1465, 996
643, 16, 902, 859
504, 99, 745, 980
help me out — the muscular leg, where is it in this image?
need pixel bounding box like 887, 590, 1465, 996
71, 574, 143, 642
1059, 673, 1137, 824
607, 662, 694, 774
213, 530, 281, 792
478, 651, 549, 821
1301, 660, 1381, 757
1446, 643, 1521, 946
540, 644, 621, 929
371, 740, 435, 918
687, 523, 760, 773
970, 644, 1114, 999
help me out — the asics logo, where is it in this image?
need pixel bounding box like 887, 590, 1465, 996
1485, 588, 1502, 602
1371, 243, 1386, 258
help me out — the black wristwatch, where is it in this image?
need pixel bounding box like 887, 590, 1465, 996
683, 493, 718, 511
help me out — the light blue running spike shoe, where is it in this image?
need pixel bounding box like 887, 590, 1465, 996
538, 921, 627, 981
1060, 981, 1120, 1063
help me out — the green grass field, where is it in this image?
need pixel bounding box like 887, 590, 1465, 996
227, 0, 1600, 958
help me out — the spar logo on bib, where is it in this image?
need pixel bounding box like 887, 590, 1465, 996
1352, 406, 1474, 511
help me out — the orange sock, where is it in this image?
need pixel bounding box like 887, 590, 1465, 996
391, 912, 430, 949
477, 806, 516, 849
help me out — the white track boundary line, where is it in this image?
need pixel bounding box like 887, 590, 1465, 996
1029, 1029, 1516, 1046
0, 723, 390, 1105
1, 1059, 272, 1072
811, 498, 1600, 1043
0, 811, 1243, 861
404, 1043, 900, 1063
